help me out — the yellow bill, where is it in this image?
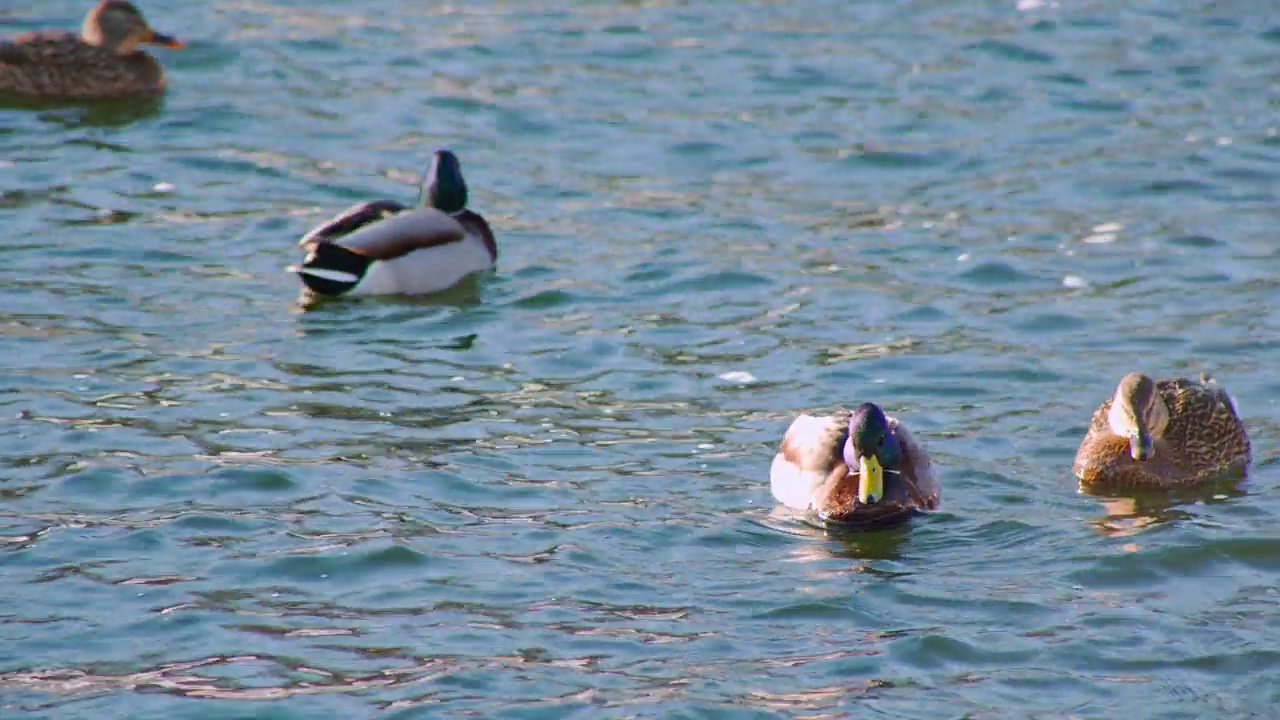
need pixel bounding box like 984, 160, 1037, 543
858, 454, 883, 504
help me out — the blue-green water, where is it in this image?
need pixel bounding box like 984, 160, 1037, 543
4, 0, 1280, 717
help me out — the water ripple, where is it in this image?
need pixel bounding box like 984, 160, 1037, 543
4, 0, 1280, 718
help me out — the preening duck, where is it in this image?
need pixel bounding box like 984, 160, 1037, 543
291, 150, 497, 298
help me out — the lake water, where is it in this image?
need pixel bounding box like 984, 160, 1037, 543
3, 0, 1280, 717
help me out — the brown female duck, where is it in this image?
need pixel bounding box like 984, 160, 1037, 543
770, 402, 940, 528
1073, 372, 1251, 489
0, 1, 183, 101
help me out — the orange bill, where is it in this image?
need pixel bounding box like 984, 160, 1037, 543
143, 29, 185, 49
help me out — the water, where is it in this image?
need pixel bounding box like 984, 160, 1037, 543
3, 0, 1280, 717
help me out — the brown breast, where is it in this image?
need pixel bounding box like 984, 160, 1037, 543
1073, 432, 1185, 489
812, 463, 919, 525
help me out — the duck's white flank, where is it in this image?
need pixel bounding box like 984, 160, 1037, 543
770, 413, 839, 510
350, 234, 493, 296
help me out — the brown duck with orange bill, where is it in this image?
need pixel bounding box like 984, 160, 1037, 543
0, 1, 184, 101
1072, 372, 1251, 489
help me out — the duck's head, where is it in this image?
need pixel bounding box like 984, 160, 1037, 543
812, 403, 914, 527
83, 1, 184, 54
842, 403, 901, 506
1106, 372, 1170, 461
420, 149, 468, 214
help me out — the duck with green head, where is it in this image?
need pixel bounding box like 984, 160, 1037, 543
291, 150, 497, 297
770, 402, 940, 528
0, 1, 184, 101
1073, 372, 1251, 489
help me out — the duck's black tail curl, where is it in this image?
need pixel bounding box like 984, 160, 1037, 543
294, 242, 371, 296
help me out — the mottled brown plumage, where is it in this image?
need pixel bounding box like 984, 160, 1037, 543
0, 1, 183, 101
1073, 373, 1251, 489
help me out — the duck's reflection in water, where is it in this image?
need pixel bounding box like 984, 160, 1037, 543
1082, 476, 1249, 539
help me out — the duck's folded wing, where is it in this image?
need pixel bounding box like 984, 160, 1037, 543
298, 199, 409, 247
330, 207, 469, 261
890, 420, 940, 509
1161, 378, 1252, 467
770, 413, 848, 509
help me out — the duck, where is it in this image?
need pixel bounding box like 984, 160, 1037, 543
0, 1, 184, 101
770, 402, 940, 528
1073, 372, 1251, 489
290, 150, 497, 298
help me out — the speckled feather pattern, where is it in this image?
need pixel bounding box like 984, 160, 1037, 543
1073, 376, 1251, 489
0, 33, 166, 99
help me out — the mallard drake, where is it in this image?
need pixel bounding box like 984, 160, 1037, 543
770, 403, 940, 527
1073, 372, 1251, 489
0, 1, 184, 101
290, 150, 497, 298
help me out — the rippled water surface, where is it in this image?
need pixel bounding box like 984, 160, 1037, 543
4, 0, 1280, 717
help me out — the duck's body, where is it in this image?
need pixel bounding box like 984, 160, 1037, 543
770, 403, 940, 527
292, 150, 497, 298
1073, 373, 1251, 489
0, 2, 183, 101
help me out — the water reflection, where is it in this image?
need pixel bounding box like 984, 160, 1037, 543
1083, 477, 1250, 538
764, 507, 914, 568
0, 94, 164, 127
745, 682, 885, 714
293, 278, 486, 313
0, 654, 441, 701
